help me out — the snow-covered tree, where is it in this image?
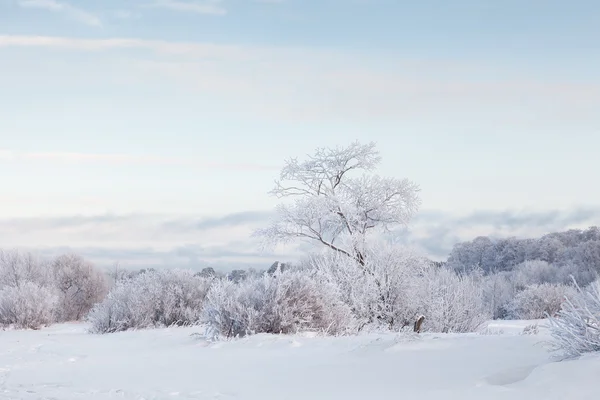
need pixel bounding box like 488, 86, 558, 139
534, 236, 566, 264
446, 237, 498, 274
556, 262, 598, 288
572, 240, 600, 274
482, 271, 517, 319
227, 269, 248, 283
513, 260, 561, 290
254, 141, 421, 268
444, 227, 600, 281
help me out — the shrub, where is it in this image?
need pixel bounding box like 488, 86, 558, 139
51, 254, 109, 321
548, 280, 600, 358
508, 283, 574, 320
0, 250, 51, 288
0, 282, 59, 329
417, 267, 490, 333
308, 245, 489, 333
309, 245, 429, 331
202, 270, 355, 338
87, 269, 213, 333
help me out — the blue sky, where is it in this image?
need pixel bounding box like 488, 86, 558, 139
1, 0, 599, 271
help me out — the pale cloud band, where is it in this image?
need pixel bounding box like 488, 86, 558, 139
2, 208, 597, 271
0, 149, 277, 171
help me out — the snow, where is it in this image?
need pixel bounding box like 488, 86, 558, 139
0, 320, 598, 399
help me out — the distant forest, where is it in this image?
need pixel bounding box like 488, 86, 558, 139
444, 226, 600, 281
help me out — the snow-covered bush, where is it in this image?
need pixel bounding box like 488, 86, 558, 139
508, 283, 574, 320
417, 266, 490, 333
309, 244, 489, 333
0, 250, 51, 288
87, 269, 213, 334
0, 250, 61, 329
203, 270, 355, 338
548, 280, 600, 358
0, 250, 109, 326
202, 278, 255, 338
309, 245, 428, 331
52, 254, 109, 321
0, 282, 59, 329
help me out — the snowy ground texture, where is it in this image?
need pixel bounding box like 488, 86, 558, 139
1, 320, 598, 400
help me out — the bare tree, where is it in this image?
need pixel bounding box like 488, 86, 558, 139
254, 141, 421, 267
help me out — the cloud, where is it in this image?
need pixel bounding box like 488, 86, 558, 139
0, 35, 256, 59
143, 0, 227, 15
1, 207, 598, 270
0, 211, 285, 271
17, 0, 102, 26
162, 211, 275, 231
0, 149, 278, 171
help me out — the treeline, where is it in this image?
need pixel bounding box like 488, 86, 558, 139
445, 227, 600, 281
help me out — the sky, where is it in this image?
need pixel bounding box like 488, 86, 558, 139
1, 0, 599, 271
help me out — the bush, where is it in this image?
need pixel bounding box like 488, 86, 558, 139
309, 245, 430, 331
202, 270, 355, 338
548, 280, 600, 358
0, 250, 51, 288
508, 283, 574, 320
0, 282, 59, 329
0, 250, 109, 328
52, 254, 109, 321
309, 245, 489, 333
87, 269, 213, 333
417, 267, 490, 333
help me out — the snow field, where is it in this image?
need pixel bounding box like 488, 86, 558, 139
1, 320, 598, 400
